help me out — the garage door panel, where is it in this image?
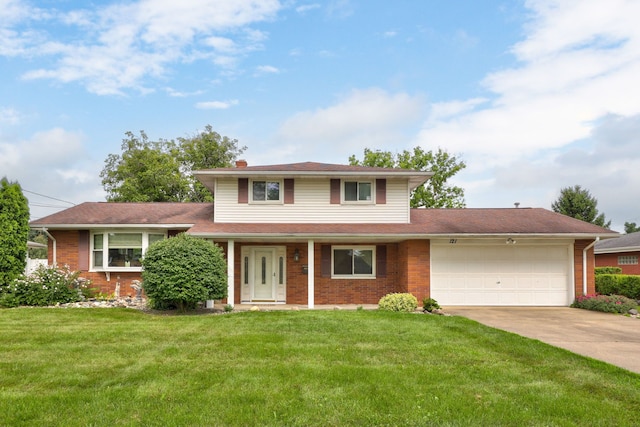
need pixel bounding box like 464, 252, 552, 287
431, 244, 571, 306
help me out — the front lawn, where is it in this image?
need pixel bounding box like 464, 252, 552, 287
1, 309, 639, 426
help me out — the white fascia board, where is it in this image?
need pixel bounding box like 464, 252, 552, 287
594, 246, 640, 254
186, 231, 613, 241
32, 224, 195, 229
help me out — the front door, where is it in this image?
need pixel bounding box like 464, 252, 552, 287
252, 248, 276, 301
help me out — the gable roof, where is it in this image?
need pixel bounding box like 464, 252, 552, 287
194, 161, 433, 192
595, 231, 640, 254
30, 203, 616, 240
29, 202, 213, 229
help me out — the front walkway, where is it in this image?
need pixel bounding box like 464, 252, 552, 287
446, 307, 640, 374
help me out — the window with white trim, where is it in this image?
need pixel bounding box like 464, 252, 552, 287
618, 255, 638, 265
251, 180, 281, 202
343, 180, 372, 202
332, 246, 375, 278
91, 231, 166, 270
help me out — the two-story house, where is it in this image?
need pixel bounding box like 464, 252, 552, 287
30, 161, 616, 307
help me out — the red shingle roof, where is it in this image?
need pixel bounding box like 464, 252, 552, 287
30, 203, 616, 238
30, 202, 212, 228
198, 161, 420, 173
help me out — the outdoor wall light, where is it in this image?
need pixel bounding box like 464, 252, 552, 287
506, 238, 516, 245
293, 248, 300, 262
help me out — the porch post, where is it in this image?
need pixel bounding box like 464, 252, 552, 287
307, 239, 315, 309
227, 239, 235, 307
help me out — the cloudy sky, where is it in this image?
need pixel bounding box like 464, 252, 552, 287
1, 0, 639, 232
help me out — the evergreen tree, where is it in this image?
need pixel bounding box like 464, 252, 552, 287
0, 178, 30, 285
551, 185, 611, 228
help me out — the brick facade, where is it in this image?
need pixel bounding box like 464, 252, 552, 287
48, 231, 598, 305
574, 240, 596, 296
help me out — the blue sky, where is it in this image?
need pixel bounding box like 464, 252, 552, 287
2, 0, 640, 232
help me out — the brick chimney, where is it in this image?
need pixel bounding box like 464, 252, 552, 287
235, 159, 248, 168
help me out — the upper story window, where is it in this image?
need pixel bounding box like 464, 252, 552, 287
91, 231, 166, 271
252, 180, 281, 202
332, 246, 375, 278
618, 255, 638, 265
344, 181, 372, 202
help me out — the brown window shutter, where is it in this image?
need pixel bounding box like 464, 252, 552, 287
284, 179, 294, 204
78, 230, 89, 271
376, 179, 386, 204
238, 178, 248, 203
376, 244, 387, 277
330, 179, 341, 204
321, 245, 332, 277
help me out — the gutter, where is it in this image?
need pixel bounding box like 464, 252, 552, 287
39, 227, 57, 265
583, 237, 599, 295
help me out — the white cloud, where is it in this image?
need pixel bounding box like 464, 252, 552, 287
256, 65, 279, 74
0, 127, 105, 219
277, 88, 424, 160
195, 99, 239, 110
418, 0, 640, 166
3, 0, 283, 94
0, 107, 21, 124
416, 0, 640, 229
296, 4, 321, 14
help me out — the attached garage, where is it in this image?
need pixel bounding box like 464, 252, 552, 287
430, 240, 573, 306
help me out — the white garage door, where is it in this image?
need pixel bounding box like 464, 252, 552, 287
431, 244, 572, 306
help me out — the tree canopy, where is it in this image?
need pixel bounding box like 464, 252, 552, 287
624, 222, 640, 234
551, 185, 611, 228
100, 125, 245, 202
0, 178, 30, 285
349, 147, 466, 208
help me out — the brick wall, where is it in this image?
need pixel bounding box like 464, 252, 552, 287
574, 240, 596, 296
397, 240, 430, 302
596, 252, 640, 275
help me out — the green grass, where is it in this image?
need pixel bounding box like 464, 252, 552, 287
1, 309, 639, 426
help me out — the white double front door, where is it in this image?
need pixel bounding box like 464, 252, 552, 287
241, 246, 287, 303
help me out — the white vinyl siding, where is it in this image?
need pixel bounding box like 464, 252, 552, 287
214, 178, 409, 223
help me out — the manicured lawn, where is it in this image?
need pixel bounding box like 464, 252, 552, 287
1, 309, 639, 426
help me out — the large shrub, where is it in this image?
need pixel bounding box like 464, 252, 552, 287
378, 293, 418, 312
596, 274, 640, 300
571, 294, 637, 314
141, 233, 227, 311
0, 264, 86, 307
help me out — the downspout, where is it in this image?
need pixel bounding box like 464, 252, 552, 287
582, 237, 599, 296
40, 227, 57, 266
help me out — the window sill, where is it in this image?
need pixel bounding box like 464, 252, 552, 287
331, 275, 376, 280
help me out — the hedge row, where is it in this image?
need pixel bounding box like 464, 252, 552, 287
595, 274, 640, 300
595, 266, 622, 275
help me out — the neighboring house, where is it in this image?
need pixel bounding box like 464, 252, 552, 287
595, 232, 640, 275
29, 161, 617, 307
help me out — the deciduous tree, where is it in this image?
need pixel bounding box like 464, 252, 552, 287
551, 185, 611, 228
101, 126, 245, 202
349, 147, 466, 208
0, 178, 29, 285
624, 222, 640, 234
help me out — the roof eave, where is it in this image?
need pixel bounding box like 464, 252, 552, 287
30, 223, 196, 230
194, 170, 433, 190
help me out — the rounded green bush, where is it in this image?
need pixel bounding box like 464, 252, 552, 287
378, 292, 418, 312
141, 233, 227, 311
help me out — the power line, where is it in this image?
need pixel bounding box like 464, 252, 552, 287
23, 189, 76, 206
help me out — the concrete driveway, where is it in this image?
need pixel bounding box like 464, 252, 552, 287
445, 307, 640, 374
